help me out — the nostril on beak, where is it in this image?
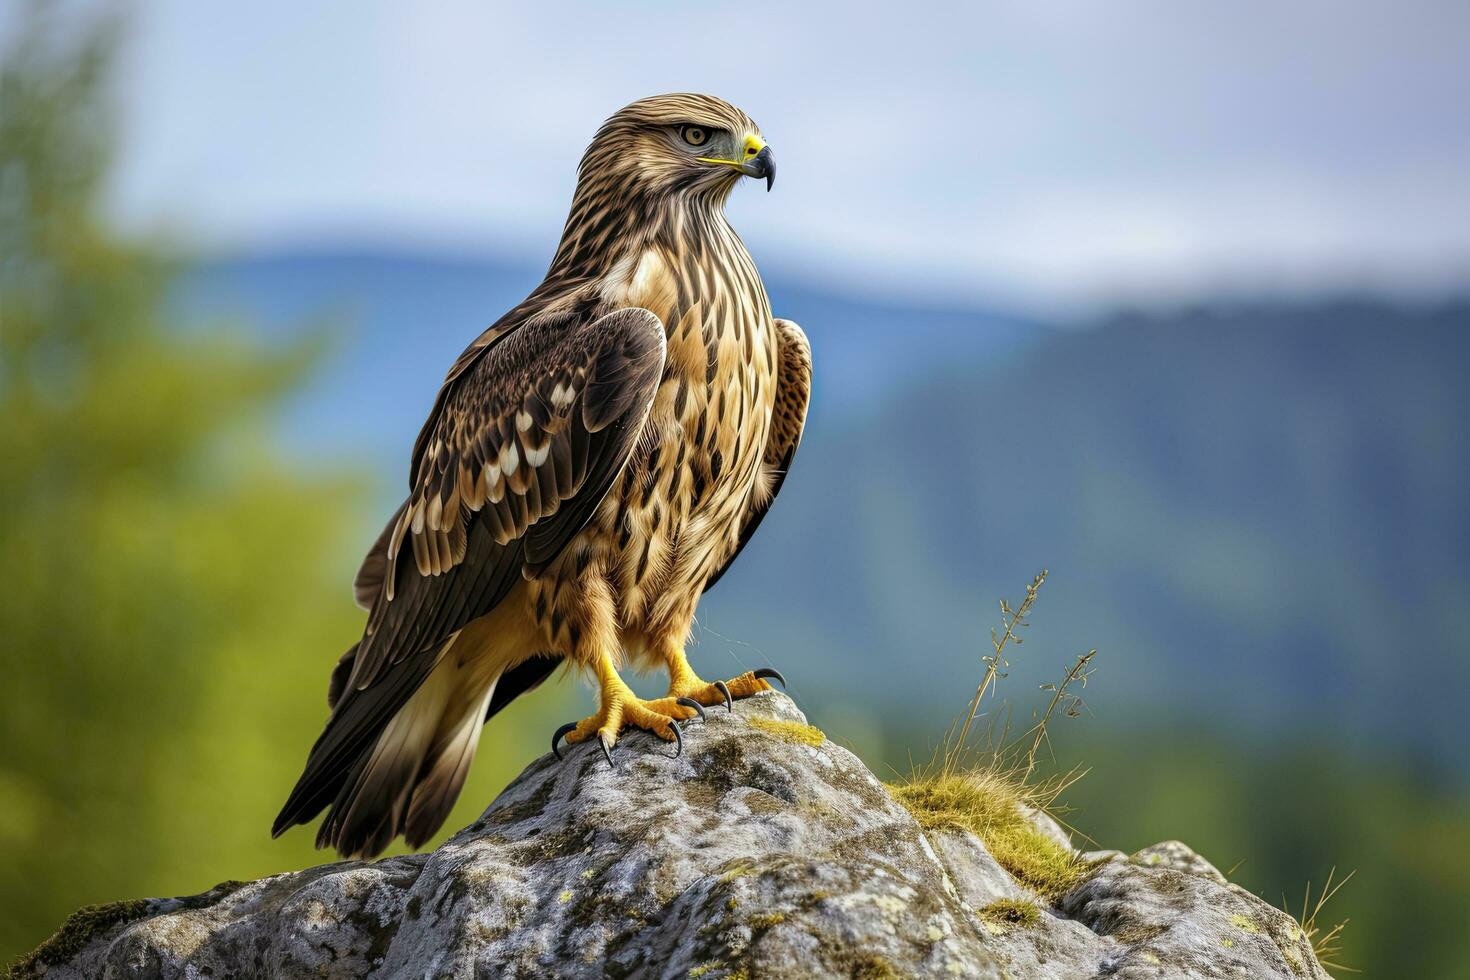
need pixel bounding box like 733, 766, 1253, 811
737, 145, 774, 189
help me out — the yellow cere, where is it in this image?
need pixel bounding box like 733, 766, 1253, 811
699, 133, 767, 168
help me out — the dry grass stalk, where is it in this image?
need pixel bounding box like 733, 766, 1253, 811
1020, 649, 1096, 782
1290, 867, 1357, 974
890, 570, 1106, 901
943, 569, 1047, 777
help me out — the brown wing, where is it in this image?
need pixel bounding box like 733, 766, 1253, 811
404, 295, 544, 490
273, 306, 665, 839
705, 318, 811, 591
351, 305, 666, 689
352, 503, 405, 610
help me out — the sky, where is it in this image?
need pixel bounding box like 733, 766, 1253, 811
23, 0, 1470, 308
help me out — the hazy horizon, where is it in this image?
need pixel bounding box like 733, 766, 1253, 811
12, 0, 1470, 313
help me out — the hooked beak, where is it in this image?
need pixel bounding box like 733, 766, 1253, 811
699, 133, 776, 192
740, 145, 776, 192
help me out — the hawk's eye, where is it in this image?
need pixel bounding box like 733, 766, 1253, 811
680, 125, 709, 147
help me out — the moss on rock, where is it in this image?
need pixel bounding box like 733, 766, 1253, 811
745, 717, 825, 747
747, 911, 787, 930
9, 898, 152, 977
18, 693, 1334, 980
977, 898, 1041, 930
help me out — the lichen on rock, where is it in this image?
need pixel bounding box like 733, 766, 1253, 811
14, 692, 1332, 979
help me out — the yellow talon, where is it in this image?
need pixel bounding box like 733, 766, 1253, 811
665, 660, 783, 709
560, 655, 701, 753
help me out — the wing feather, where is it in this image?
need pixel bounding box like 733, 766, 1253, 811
705, 318, 811, 591
274, 306, 665, 841
349, 308, 664, 692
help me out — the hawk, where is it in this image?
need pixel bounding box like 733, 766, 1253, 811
273, 94, 811, 859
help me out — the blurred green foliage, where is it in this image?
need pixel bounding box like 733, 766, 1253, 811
1055, 733, 1470, 977
0, 9, 573, 961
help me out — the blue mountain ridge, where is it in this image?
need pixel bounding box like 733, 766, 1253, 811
176, 247, 1041, 473
175, 248, 1470, 780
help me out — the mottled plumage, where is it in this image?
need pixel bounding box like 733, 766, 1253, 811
275, 94, 809, 858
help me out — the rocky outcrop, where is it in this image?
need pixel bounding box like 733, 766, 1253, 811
15, 693, 1330, 979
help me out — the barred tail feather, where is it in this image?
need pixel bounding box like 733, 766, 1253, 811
403, 675, 498, 849
279, 639, 503, 860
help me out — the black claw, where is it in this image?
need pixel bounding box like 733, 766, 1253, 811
675, 697, 706, 723
753, 667, 787, 689
669, 721, 684, 758
552, 722, 578, 761
713, 680, 733, 712
599, 735, 615, 768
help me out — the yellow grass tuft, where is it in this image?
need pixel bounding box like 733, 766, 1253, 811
890, 770, 1092, 900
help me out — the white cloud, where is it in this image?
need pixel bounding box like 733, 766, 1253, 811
53, 0, 1469, 306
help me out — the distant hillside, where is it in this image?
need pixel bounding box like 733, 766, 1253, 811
178, 248, 1039, 470
176, 250, 1470, 773
702, 298, 1470, 774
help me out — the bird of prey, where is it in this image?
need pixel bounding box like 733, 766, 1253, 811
273, 94, 811, 859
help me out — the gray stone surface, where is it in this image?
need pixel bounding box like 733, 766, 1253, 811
18, 693, 1330, 979
1130, 840, 1229, 884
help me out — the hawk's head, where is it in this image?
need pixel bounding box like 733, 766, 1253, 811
579, 93, 775, 201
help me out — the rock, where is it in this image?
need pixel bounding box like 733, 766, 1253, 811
15, 693, 1331, 979
1059, 861, 1323, 979
1130, 841, 1228, 884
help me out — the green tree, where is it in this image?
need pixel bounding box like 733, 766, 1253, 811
0, 12, 575, 959
0, 9, 373, 957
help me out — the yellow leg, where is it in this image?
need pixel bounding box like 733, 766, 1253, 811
662, 646, 781, 708
559, 653, 702, 754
